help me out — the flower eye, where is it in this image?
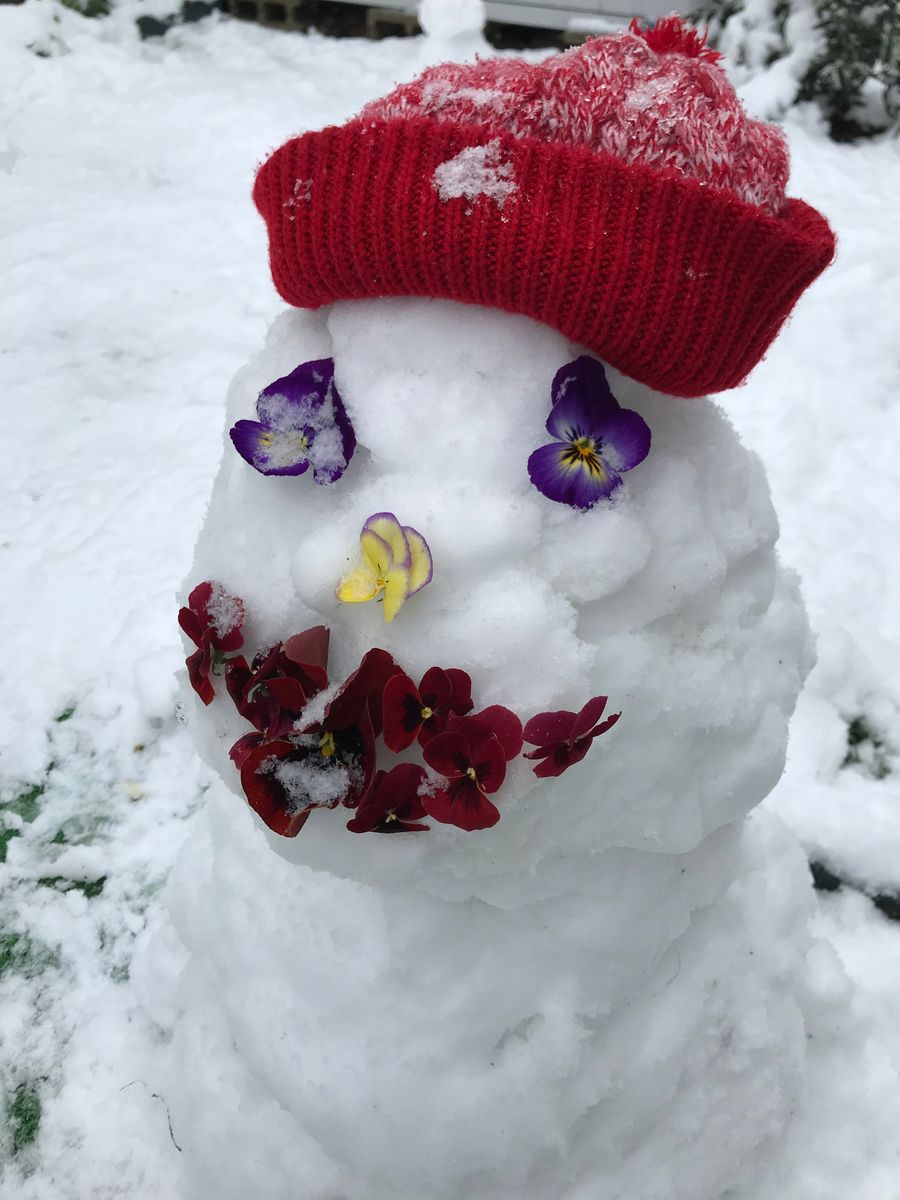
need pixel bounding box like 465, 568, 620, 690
229, 357, 356, 484
528, 356, 651, 511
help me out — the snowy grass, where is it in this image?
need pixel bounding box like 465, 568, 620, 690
1, 4, 899, 1195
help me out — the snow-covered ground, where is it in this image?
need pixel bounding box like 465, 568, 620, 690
1, 5, 899, 1196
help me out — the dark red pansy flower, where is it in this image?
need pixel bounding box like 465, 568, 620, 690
346, 763, 430, 834
324, 647, 401, 737
225, 626, 329, 738
178, 581, 246, 706
239, 704, 376, 837
178, 580, 245, 653
522, 695, 620, 778
382, 666, 474, 752
421, 717, 510, 831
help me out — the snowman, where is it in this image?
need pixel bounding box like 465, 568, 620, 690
147, 17, 835, 1200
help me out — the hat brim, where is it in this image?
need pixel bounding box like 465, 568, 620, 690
253, 117, 835, 398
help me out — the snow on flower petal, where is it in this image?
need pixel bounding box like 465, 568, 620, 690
240, 737, 352, 838
229, 358, 355, 483
178, 580, 245, 705
530, 356, 650, 511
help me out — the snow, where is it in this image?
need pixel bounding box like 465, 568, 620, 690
432, 140, 517, 207
0, 5, 899, 1199
206, 581, 243, 640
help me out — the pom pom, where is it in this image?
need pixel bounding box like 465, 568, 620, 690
629, 16, 723, 65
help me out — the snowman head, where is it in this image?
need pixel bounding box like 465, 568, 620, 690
182, 20, 834, 869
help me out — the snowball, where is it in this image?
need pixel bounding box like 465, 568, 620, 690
417, 0, 485, 39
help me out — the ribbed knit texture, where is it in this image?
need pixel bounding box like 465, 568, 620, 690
253, 116, 835, 398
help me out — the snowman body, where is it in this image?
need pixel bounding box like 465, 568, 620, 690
144, 295, 815, 1200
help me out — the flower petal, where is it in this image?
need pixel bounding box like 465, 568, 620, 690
530, 741, 591, 778
228, 732, 264, 770
547, 357, 619, 441
256, 359, 332, 431
186, 644, 215, 705
587, 711, 621, 740
465, 728, 508, 793
473, 705, 523, 761
240, 741, 314, 838
382, 569, 410, 623
445, 668, 474, 716
325, 648, 401, 736
371, 762, 429, 824
283, 626, 330, 684
177, 606, 203, 647
337, 566, 381, 604
359, 529, 394, 577
597, 408, 651, 474
527, 442, 622, 510
332, 382, 357, 477
382, 672, 423, 753
422, 730, 472, 781
571, 695, 609, 741
416, 667, 451, 709
551, 355, 616, 409
229, 420, 311, 477
363, 513, 411, 570
422, 778, 501, 831
523, 709, 577, 746
403, 526, 433, 595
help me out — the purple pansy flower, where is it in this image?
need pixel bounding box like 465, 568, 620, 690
230, 358, 356, 484
527, 356, 650, 510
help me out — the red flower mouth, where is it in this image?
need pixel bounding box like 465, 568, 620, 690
182, 584, 621, 840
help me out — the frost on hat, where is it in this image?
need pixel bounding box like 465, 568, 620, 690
253, 18, 835, 398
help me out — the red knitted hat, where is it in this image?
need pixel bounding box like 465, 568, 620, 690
253, 18, 835, 398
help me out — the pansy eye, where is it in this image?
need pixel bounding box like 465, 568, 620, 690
230, 357, 356, 484
528, 356, 650, 511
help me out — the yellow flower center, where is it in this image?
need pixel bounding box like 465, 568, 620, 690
385, 811, 398, 823
465, 766, 478, 781
563, 436, 607, 480
421, 706, 434, 721
319, 731, 336, 758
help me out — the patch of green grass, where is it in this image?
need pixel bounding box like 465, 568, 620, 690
0, 933, 60, 981
37, 876, 107, 900
0, 826, 21, 864
842, 716, 892, 780
60, 0, 111, 15
7, 1083, 42, 1155
1, 782, 45, 824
